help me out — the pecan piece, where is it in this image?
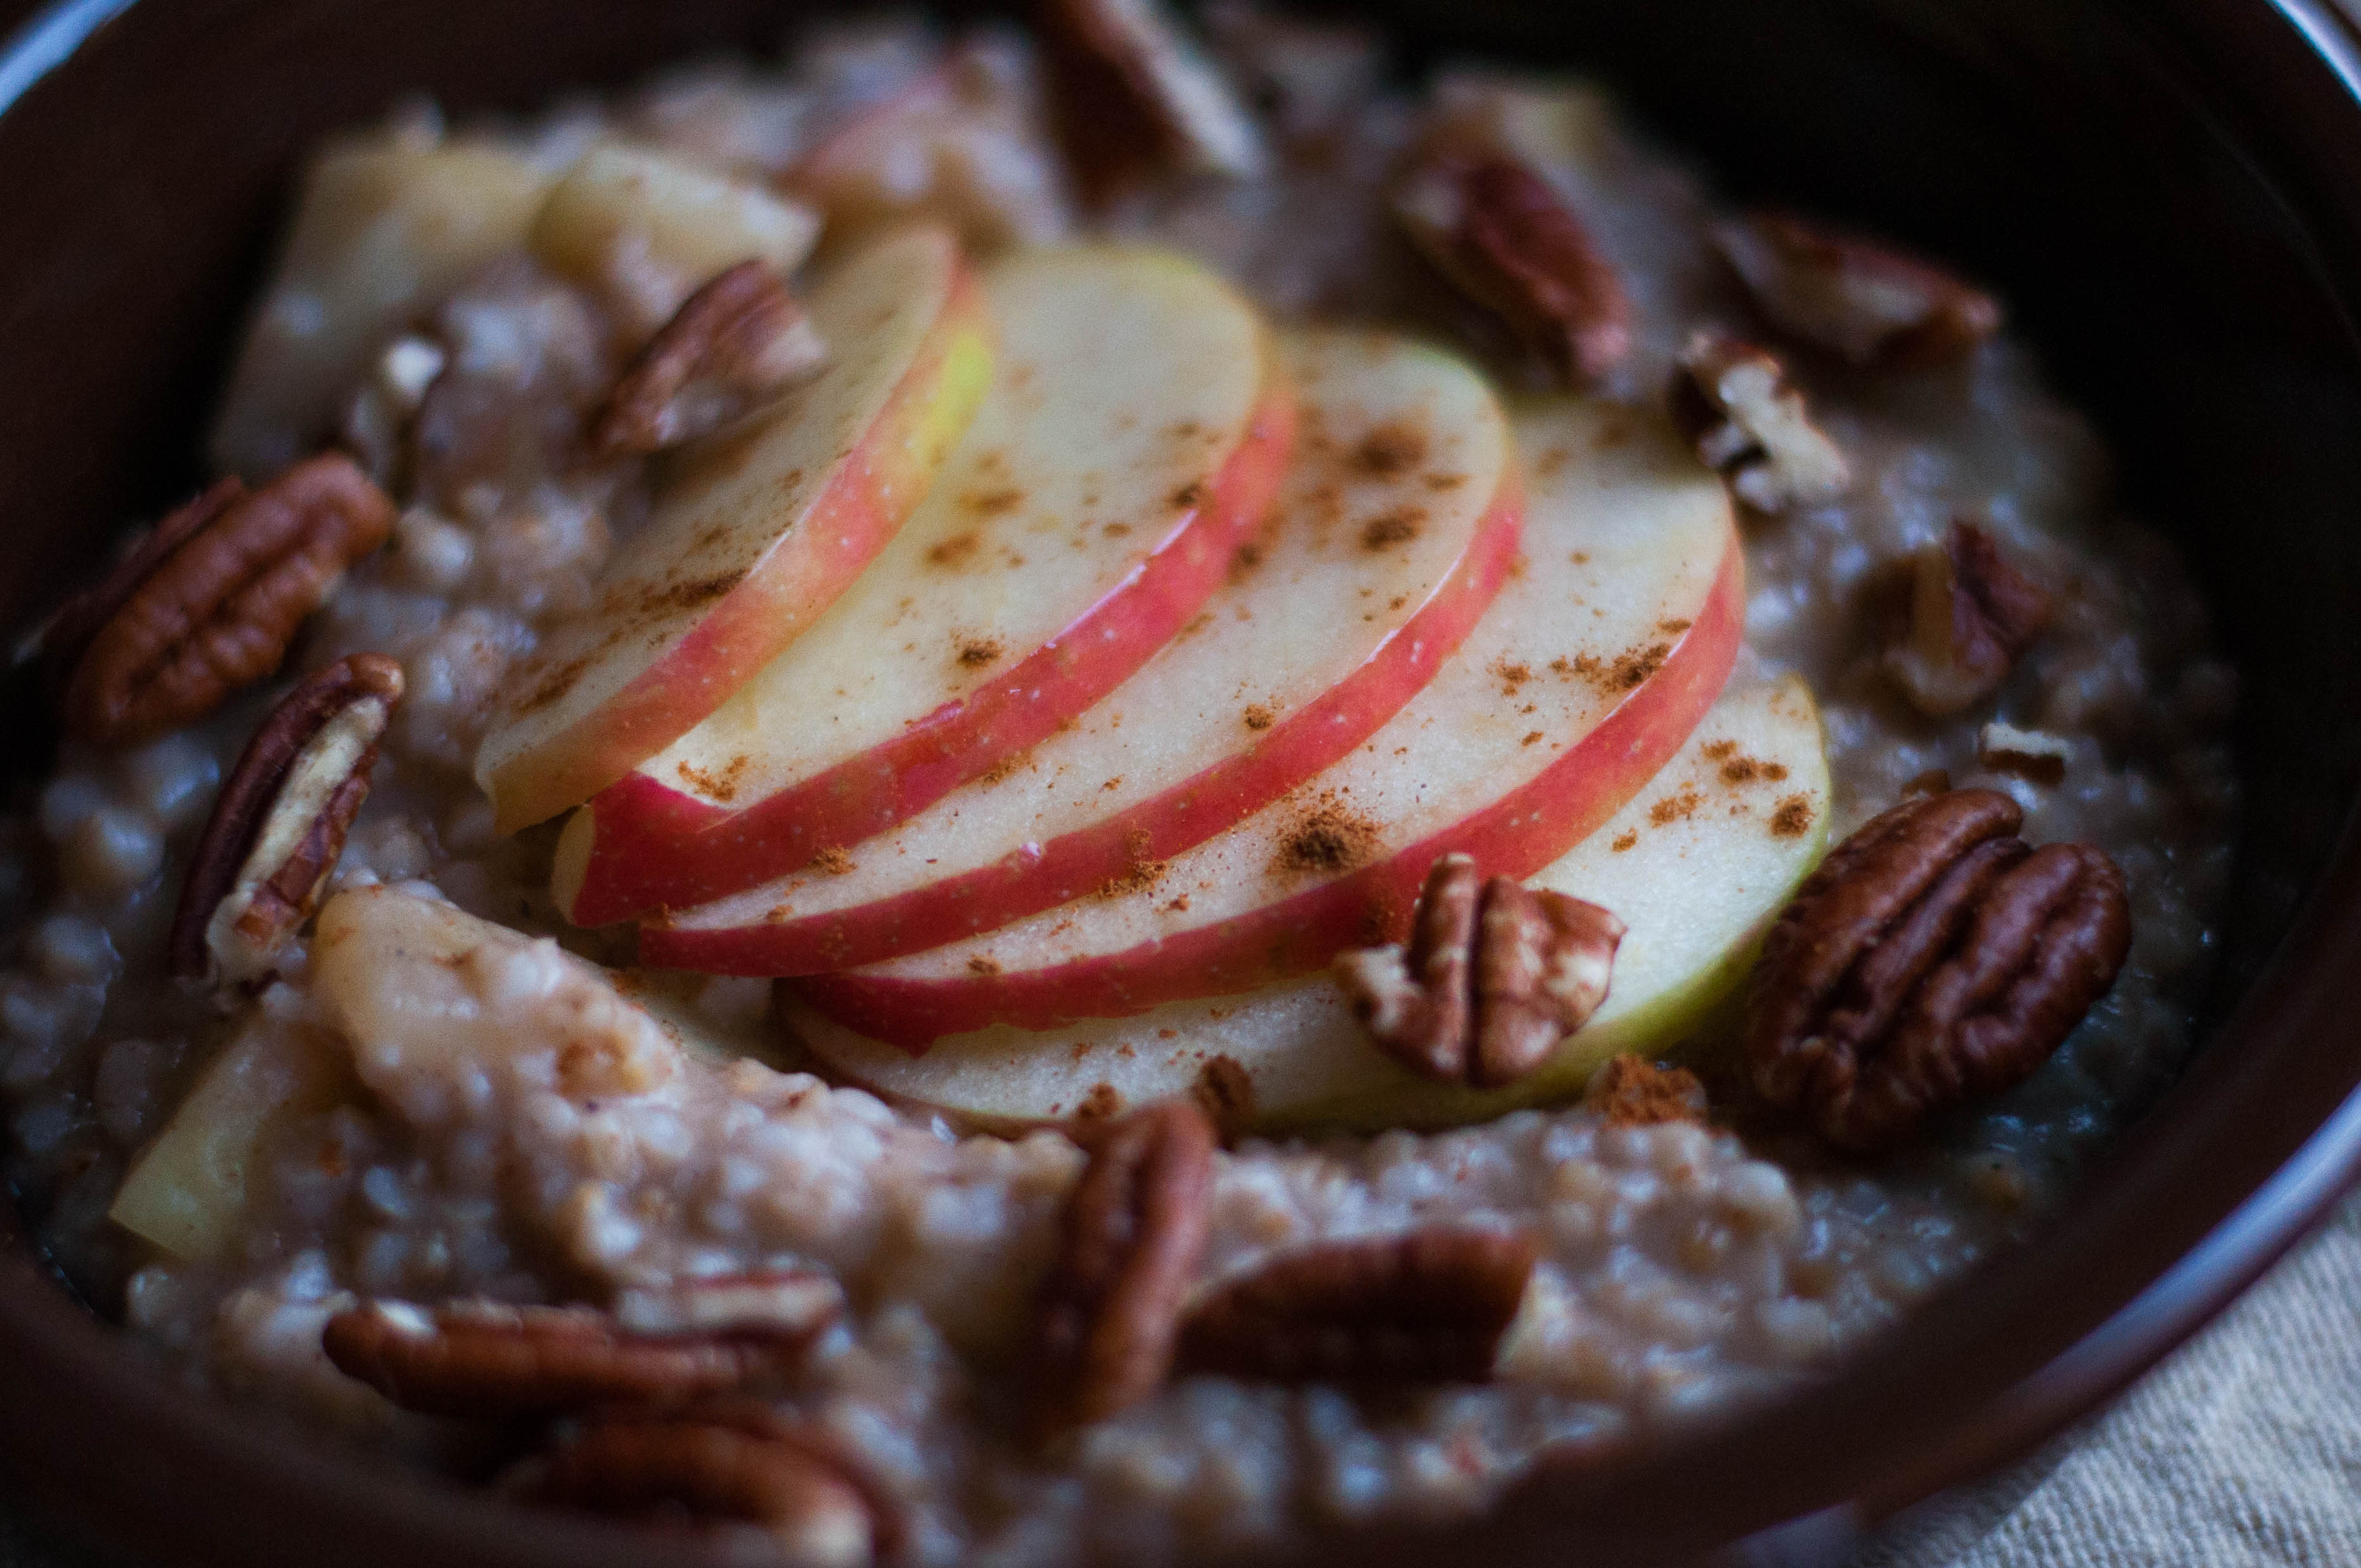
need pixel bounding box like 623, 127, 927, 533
1714, 209, 2002, 370
1176, 1228, 1538, 1382
593, 260, 827, 458
1746, 789, 2133, 1150
1977, 721, 2071, 785
1669, 330, 1851, 513
514, 1413, 876, 1565
321, 1296, 818, 1418
1393, 151, 1632, 383
169, 653, 404, 987
611, 1269, 846, 1344
51, 454, 396, 747
1334, 853, 1624, 1088
1039, 0, 1266, 198
1028, 1099, 1215, 1436
1585, 1054, 1707, 1128
1883, 520, 2054, 715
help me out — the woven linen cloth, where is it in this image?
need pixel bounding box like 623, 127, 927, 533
1852, 1188, 2361, 1568
4, 1192, 2357, 1565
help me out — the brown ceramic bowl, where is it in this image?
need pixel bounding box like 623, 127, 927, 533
4, 0, 2361, 1563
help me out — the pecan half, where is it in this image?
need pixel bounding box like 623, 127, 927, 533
1585, 1054, 1707, 1128
1176, 1228, 1538, 1383
1883, 520, 2054, 715
321, 1295, 818, 1418
513, 1413, 875, 1565
169, 653, 404, 987
1334, 853, 1623, 1088
1393, 151, 1631, 383
1714, 209, 2002, 370
1039, 0, 1266, 197
1746, 789, 2133, 1150
1669, 330, 1851, 513
51, 454, 396, 747
593, 260, 827, 458
1028, 1099, 1215, 1436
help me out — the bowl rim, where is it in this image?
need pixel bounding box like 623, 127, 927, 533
1, 0, 2360, 1564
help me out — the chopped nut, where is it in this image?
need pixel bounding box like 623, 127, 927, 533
1714, 209, 2002, 369
169, 653, 406, 988
1585, 1054, 1706, 1128
321, 1296, 815, 1418
1176, 1229, 1538, 1382
1669, 330, 1850, 513
1029, 1100, 1215, 1436
1334, 853, 1623, 1088
1393, 150, 1631, 383
1039, 0, 1266, 197
1976, 721, 2071, 785
340, 335, 449, 485
48, 454, 396, 747
1746, 789, 2133, 1149
1883, 521, 2054, 715
593, 260, 827, 458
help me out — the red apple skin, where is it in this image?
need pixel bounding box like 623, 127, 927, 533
792, 540, 1744, 1048
483, 246, 994, 833
562, 383, 1297, 926
639, 475, 1524, 974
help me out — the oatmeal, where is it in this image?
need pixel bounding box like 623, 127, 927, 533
0, 4, 2234, 1565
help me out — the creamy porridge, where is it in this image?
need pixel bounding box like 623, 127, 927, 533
0, 3, 2236, 1564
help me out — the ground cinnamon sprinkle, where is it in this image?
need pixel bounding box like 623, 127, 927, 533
1353, 418, 1428, 477
1649, 785, 1702, 826
1611, 830, 1638, 852
967, 955, 1001, 976
1770, 794, 1815, 837
1242, 704, 1275, 731
1360, 507, 1423, 550
956, 635, 1005, 667
979, 749, 1031, 787
807, 845, 854, 875
1273, 792, 1382, 875
1095, 828, 1166, 897
1192, 1054, 1254, 1131
1586, 1055, 1707, 1128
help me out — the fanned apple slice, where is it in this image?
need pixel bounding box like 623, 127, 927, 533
784, 675, 1829, 1134
640, 328, 1519, 974
554, 245, 1291, 923
794, 398, 1742, 1044
475, 226, 993, 833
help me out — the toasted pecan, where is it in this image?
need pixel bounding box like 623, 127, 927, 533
1334, 854, 1623, 1088
1883, 520, 2054, 715
1714, 209, 2002, 370
321, 1297, 818, 1418
1746, 789, 2132, 1149
593, 260, 827, 458
1029, 1099, 1216, 1436
168, 652, 404, 986
1176, 1228, 1538, 1383
53, 454, 396, 747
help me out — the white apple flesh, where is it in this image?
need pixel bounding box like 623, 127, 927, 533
474, 226, 994, 833
783, 674, 1830, 1134
792, 397, 1742, 1042
640, 327, 1521, 974
554, 245, 1292, 923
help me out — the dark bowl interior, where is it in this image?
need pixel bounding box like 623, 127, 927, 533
4, 0, 2361, 1564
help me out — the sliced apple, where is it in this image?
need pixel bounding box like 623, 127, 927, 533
211, 134, 557, 479
785, 675, 1830, 1134
531, 142, 823, 338
641, 327, 1520, 974
475, 226, 994, 833
792, 398, 1742, 1043
109, 1020, 361, 1261
552, 245, 1292, 923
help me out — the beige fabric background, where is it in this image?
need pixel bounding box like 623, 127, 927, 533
4, 1194, 2356, 1565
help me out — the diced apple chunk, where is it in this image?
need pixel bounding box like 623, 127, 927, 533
210, 135, 556, 479
110, 1020, 357, 1261
311, 887, 683, 1128
785, 675, 1829, 1133
530, 142, 823, 340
